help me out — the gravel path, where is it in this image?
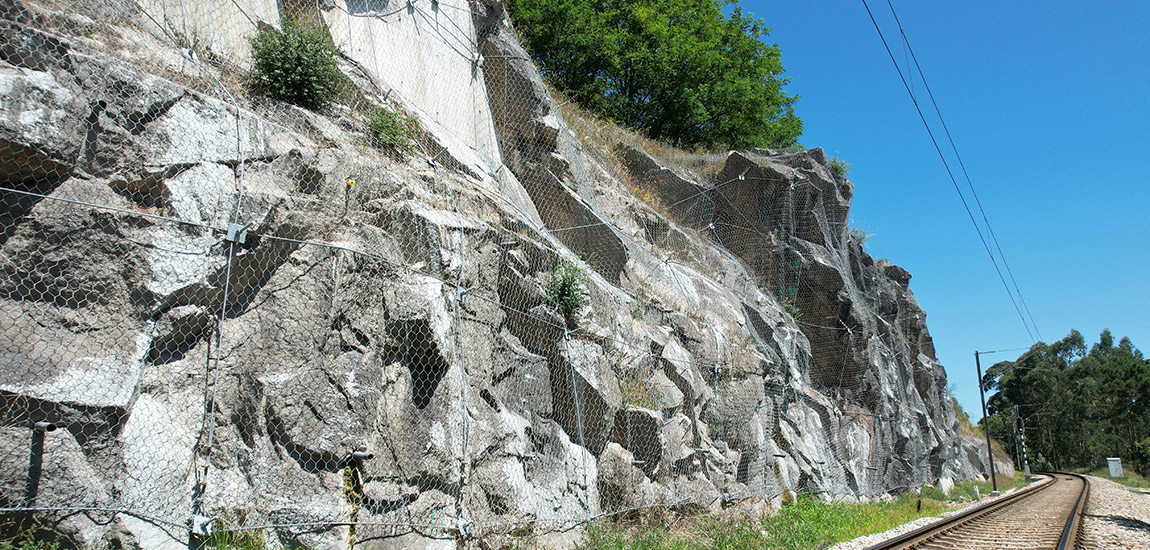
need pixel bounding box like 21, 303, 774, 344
1078, 475, 1150, 549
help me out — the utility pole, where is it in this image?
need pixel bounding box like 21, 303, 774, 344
975, 351, 998, 495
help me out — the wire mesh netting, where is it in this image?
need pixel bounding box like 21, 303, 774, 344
0, 0, 997, 547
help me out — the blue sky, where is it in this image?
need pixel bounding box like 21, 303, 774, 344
740, 0, 1150, 420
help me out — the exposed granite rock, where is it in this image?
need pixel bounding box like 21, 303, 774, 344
0, 1, 1001, 548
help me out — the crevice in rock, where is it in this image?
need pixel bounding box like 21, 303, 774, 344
123, 94, 182, 136
0, 391, 127, 458
146, 304, 212, 365
266, 405, 344, 474
389, 319, 449, 410
81, 100, 107, 171
479, 388, 499, 412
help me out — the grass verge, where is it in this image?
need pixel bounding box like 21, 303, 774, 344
584, 474, 1032, 550
1083, 466, 1150, 489
586, 494, 944, 550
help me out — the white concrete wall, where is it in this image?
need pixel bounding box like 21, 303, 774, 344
323, 0, 502, 173
137, 0, 280, 65
137, 0, 503, 176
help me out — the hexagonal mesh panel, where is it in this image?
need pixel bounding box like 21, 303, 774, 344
0, 0, 988, 548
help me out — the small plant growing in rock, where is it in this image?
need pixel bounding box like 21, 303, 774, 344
618, 368, 658, 409
631, 286, 649, 319
0, 531, 61, 550
849, 226, 872, 248
546, 260, 589, 324
249, 18, 344, 110
366, 105, 419, 152
203, 509, 265, 549
781, 295, 801, 320
827, 154, 851, 177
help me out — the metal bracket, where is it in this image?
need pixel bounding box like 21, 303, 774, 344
190, 515, 214, 538
225, 223, 248, 245
456, 286, 468, 303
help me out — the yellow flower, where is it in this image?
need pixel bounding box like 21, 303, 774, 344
347, 178, 357, 187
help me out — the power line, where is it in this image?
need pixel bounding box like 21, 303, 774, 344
882, 0, 1044, 342
858, 0, 1038, 342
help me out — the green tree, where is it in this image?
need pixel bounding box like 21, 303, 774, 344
508, 0, 802, 149
981, 329, 1150, 474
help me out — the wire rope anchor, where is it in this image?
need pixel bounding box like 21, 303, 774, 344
189, 514, 214, 538
426, 144, 451, 169
180, 48, 199, 63
350, 450, 374, 462
455, 516, 470, 538
32, 421, 57, 432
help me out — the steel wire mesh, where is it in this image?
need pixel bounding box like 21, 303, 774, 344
0, 0, 991, 547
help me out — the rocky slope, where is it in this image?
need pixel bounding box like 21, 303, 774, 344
0, 0, 1007, 548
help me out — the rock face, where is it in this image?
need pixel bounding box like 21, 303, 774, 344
0, 1, 1001, 548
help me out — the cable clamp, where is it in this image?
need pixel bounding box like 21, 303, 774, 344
225, 223, 249, 245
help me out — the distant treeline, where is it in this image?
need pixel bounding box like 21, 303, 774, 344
981, 329, 1150, 475
507, 0, 803, 149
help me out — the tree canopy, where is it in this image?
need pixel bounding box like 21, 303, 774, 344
507, 0, 802, 149
980, 329, 1150, 474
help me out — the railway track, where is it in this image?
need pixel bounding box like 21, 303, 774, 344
867, 473, 1089, 550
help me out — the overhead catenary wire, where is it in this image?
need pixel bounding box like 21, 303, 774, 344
882, 0, 1043, 342
858, 0, 1039, 343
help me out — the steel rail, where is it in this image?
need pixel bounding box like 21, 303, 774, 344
865, 473, 1086, 550
1056, 473, 1089, 550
